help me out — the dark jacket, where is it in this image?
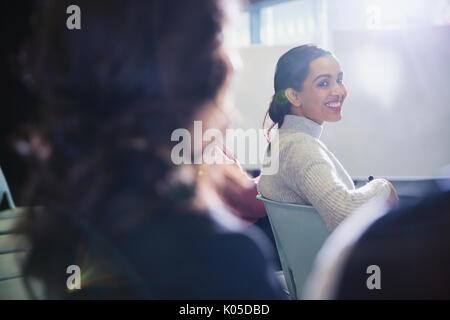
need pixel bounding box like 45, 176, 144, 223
63, 210, 286, 300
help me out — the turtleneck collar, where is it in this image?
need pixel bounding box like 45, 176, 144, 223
280, 115, 323, 139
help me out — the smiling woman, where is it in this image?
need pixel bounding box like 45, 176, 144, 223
284, 54, 347, 124
258, 44, 399, 230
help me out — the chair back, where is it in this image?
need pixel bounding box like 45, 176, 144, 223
257, 195, 331, 299
0, 167, 15, 209
0, 208, 44, 299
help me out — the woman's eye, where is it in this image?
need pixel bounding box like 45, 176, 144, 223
318, 80, 328, 87
337, 78, 343, 84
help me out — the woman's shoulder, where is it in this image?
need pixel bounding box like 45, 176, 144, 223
280, 130, 321, 148
279, 131, 329, 161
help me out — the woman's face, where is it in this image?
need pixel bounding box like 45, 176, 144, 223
292, 55, 347, 125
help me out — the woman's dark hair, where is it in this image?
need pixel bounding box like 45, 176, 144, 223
18, 0, 228, 298
264, 44, 331, 130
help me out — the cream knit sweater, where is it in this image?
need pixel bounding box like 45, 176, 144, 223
258, 115, 391, 230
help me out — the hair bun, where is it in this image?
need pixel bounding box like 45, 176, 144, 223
274, 89, 289, 106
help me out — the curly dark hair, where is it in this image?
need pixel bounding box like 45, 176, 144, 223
0, 1, 38, 200
19, 0, 230, 298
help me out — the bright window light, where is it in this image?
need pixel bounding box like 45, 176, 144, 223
364, 0, 431, 30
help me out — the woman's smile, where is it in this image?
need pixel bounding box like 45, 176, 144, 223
324, 96, 343, 112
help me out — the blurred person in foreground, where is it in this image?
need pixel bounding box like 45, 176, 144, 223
18, 0, 285, 299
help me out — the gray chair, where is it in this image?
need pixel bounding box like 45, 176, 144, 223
0, 168, 45, 298
0, 167, 15, 210
0, 208, 44, 299
257, 195, 331, 299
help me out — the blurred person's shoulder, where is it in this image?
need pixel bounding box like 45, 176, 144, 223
121, 205, 286, 299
